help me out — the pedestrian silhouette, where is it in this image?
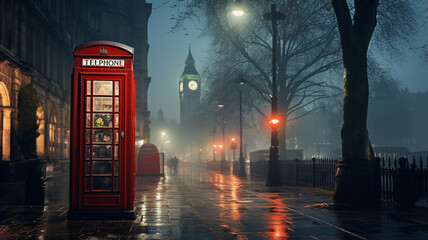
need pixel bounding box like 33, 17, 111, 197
171, 156, 178, 173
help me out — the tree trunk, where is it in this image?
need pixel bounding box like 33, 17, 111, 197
331, 0, 380, 209
341, 52, 372, 161
333, 50, 380, 208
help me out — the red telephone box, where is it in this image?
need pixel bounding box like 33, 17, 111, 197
68, 41, 135, 219
137, 143, 161, 175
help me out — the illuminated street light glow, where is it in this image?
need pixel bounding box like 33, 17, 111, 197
232, 9, 245, 16
231, 0, 246, 17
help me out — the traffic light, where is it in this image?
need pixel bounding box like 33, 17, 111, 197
231, 137, 237, 150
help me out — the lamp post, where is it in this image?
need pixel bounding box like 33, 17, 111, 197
212, 125, 216, 162
218, 104, 226, 173
160, 131, 167, 152
264, 4, 285, 186
238, 80, 246, 177
231, 3, 284, 185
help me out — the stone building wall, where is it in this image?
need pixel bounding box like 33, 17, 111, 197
0, 0, 151, 162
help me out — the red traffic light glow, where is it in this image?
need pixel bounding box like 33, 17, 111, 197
269, 118, 279, 125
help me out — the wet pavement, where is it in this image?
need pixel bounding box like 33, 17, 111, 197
1, 163, 428, 239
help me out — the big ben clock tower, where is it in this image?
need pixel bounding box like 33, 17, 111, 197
179, 47, 201, 128
178, 47, 201, 161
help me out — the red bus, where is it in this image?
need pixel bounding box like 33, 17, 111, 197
137, 143, 161, 175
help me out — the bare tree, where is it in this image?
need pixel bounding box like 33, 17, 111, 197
167, 0, 418, 164
177, 0, 343, 160
330, 0, 416, 208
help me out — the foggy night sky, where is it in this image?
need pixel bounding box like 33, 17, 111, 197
147, 1, 428, 123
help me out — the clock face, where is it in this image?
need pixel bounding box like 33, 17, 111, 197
179, 82, 183, 92
188, 80, 198, 90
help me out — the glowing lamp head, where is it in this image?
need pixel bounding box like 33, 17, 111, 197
219, 144, 223, 149
213, 144, 217, 149
230, 137, 237, 150
232, 9, 245, 16
231, 0, 245, 17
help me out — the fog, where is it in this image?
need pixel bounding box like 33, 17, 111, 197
147, 1, 428, 161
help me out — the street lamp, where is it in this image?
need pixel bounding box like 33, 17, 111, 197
232, 4, 284, 186
218, 104, 226, 173
238, 79, 246, 177
264, 4, 285, 187
160, 131, 168, 152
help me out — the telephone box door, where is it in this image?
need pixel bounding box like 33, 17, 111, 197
82, 74, 124, 208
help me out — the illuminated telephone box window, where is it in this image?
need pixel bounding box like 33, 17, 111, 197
68, 42, 135, 220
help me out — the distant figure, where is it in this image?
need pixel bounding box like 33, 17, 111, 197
171, 156, 179, 173
167, 157, 172, 172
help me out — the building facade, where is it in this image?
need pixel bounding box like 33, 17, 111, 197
0, 0, 151, 162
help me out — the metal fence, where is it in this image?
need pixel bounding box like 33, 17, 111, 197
381, 156, 428, 203
249, 156, 428, 203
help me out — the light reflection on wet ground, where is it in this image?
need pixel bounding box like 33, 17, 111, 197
1, 164, 428, 239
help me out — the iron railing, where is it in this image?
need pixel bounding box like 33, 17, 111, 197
248, 156, 428, 203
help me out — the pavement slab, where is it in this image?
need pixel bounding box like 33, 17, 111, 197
1, 164, 428, 239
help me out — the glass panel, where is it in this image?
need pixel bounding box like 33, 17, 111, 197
86, 113, 91, 127
115, 97, 119, 111
92, 129, 112, 143
93, 113, 113, 127
115, 81, 119, 95
86, 145, 91, 159
87, 82, 91, 95
86, 161, 91, 174
86, 97, 91, 111
93, 145, 112, 159
115, 130, 119, 143
93, 97, 112, 112
114, 177, 119, 191
114, 114, 119, 127
114, 161, 119, 175
86, 177, 91, 191
114, 146, 119, 159
93, 81, 113, 95
92, 161, 112, 174
93, 177, 112, 190
86, 129, 90, 143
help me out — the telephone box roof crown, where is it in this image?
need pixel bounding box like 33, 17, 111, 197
73, 41, 134, 55
181, 46, 199, 76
